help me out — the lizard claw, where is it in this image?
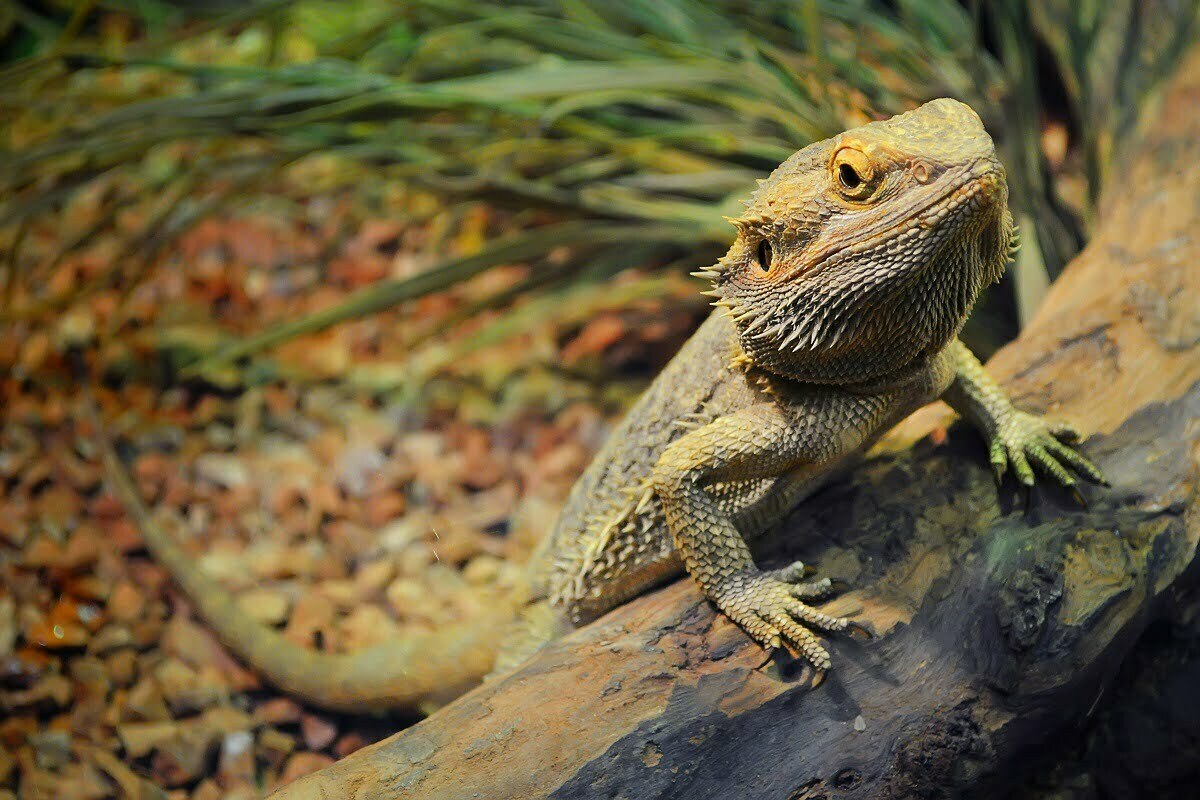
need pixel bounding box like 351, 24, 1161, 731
753, 645, 779, 671
844, 619, 875, 640
989, 439, 1008, 487
988, 411, 1108, 491
713, 569, 857, 672
1069, 485, 1089, 509
824, 577, 854, 595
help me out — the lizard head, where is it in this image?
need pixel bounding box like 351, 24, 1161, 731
699, 98, 1015, 384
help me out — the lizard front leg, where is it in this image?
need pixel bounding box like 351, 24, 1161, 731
943, 339, 1106, 488
651, 401, 862, 669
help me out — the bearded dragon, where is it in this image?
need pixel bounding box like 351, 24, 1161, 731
95, 98, 1104, 712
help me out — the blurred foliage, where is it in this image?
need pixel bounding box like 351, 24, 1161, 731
1030, 0, 1200, 219
1, 0, 1196, 386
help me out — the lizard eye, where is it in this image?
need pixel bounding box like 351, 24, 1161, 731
838, 163, 861, 189
755, 239, 773, 273
830, 147, 877, 201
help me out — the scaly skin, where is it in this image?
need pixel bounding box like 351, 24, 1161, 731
98, 99, 1105, 709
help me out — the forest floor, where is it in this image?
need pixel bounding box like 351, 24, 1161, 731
0, 160, 705, 799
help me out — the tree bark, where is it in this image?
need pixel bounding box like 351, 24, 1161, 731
269, 48, 1200, 800
1012, 589, 1200, 799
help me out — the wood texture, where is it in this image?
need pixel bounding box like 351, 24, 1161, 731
269, 49, 1200, 800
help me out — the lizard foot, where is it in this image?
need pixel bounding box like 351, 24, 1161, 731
988, 412, 1108, 489
713, 568, 854, 671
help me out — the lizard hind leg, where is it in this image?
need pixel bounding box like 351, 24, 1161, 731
488, 599, 573, 677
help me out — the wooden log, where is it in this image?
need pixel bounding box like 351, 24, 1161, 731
269, 49, 1200, 800
1015, 590, 1200, 798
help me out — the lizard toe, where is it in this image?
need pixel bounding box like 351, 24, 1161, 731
787, 577, 836, 601
766, 560, 814, 583
785, 599, 849, 633
766, 611, 832, 671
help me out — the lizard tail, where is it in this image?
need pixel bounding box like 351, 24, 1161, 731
488, 598, 571, 676
89, 397, 514, 714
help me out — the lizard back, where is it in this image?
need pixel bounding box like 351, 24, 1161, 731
532, 310, 759, 622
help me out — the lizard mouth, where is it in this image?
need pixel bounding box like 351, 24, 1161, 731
785, 158, 1005, 282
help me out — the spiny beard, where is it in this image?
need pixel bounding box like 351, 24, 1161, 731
716, 210, 1012, 383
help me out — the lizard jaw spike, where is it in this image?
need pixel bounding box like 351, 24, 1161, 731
690, 269, 720, 280
759, 323, 786, 341
1008, 224, 1022, 254
789, 319, 821, 353
779, 325, 805, 351
826, 318, 850, 348
742, 313, 770, 335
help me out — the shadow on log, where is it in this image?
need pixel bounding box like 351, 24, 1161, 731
270, 49, 1200, 800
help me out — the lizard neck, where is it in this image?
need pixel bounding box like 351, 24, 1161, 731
734, 329, 955, 398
